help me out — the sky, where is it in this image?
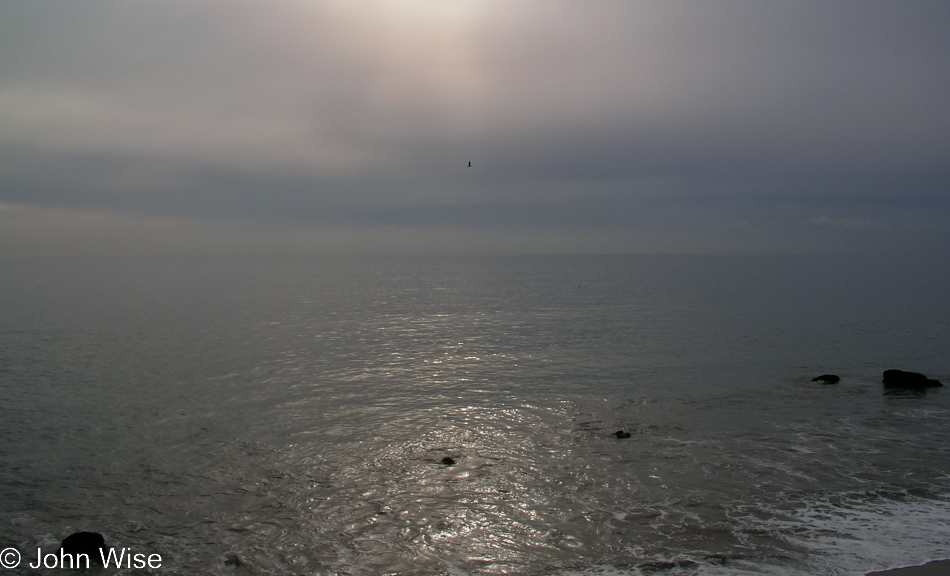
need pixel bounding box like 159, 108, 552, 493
1, 0, 949, 257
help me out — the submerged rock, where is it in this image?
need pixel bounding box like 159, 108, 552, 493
223, 553, 244, 566
811, 374, 840, 384
882, 369, 942, 388
614, 430, 631, 439
639, 559, 697, 572
59, 532, 107, 565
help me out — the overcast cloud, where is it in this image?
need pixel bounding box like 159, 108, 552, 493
2, 0, 948, 256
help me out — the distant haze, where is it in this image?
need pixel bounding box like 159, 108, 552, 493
2, 0, 948, 256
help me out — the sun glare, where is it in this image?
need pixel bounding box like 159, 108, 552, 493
306, 0, 484, 26
364, 0, 482, 24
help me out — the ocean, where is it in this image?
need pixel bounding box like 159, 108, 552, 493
1, 254, 948, 575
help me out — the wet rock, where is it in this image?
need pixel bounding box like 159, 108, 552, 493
811, 374, 840, 384
59, 532, 107, 565
882, 369, 942, 388
440, 457, 456, 466
614, 430, 631, 439
223, 553, 244, 566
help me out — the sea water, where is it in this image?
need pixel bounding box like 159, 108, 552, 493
1, 255, 948, 575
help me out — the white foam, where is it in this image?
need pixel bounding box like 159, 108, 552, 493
776, 493, 950, 575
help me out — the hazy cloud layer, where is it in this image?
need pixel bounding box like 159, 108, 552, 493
2, 0, 949, 255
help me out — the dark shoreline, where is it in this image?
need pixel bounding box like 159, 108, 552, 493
867, 560, 950, 575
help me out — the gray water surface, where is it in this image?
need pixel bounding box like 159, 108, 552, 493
1, 255, 948, 575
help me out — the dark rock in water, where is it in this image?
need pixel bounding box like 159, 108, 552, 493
223, 553, 244, 567
882, 369, 943, 388
614, 430, 631, 439
811, 374, 840, 384
60, 532, 107, 565
440, 457, 455, 466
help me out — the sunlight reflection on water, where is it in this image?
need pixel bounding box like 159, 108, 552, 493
2, 256, 949, 575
